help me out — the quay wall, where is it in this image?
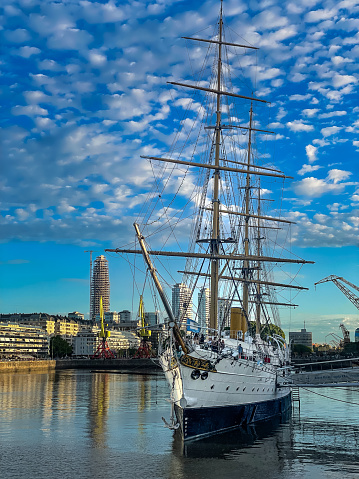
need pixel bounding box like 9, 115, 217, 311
0, 358, 160, 374
0, 360, 56, 373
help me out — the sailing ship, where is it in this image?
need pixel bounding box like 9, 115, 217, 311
107, 1, 313, 441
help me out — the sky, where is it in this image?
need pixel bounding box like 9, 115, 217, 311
1, 0, 359, 343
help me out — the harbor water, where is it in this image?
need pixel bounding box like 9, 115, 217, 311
0, 370, 358, 479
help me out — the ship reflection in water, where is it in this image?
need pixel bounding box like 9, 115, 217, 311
0, 370, 358, 479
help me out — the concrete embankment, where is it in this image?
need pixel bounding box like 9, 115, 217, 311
0, 358, 160, 374
0, 360, 57, 373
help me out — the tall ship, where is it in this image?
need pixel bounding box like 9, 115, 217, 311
107, 1, 313, 441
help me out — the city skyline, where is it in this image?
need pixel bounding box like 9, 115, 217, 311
1, 0, 359, 343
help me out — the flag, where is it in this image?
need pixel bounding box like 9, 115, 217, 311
186, 318, 200, 333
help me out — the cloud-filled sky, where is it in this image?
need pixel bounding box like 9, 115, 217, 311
1, 0, 359, 342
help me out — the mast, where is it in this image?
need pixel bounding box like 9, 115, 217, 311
242, 103, 253, 319
209, 2, 223, 332
255, 185, 262, 334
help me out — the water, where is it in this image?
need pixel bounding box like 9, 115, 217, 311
0, 370, 358, 479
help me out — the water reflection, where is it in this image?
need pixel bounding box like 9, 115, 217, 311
87, 372, 110, 448
173, 411, 291, 459
1, 372, 359, 479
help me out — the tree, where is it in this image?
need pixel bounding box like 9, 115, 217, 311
248, 321, 285, 340
50, 335, 72, 358
291, 344, 312, 355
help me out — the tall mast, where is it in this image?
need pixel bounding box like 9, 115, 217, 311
209, 2, 223, 332
255, 184, 262, 334
242, 103, 253, 318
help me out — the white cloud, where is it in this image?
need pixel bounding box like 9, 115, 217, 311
302, 109, 319, 118
321, 126, 342, 137
327, 169, 352, 184
289, 94, 312, 101
318, 111, 347, 118
287, 120, 314, 132
297, 164, 321, 175
15, 46, 41, 58
332, 74, 357, 88
305, 144, 317, 163
12, 105, 48, 116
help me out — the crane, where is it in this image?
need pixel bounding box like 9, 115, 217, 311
315, 275, 359, 311
92, 296, 115, 359
315, 275, 359, 345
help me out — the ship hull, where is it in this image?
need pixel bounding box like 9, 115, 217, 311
174, 391, 292, 441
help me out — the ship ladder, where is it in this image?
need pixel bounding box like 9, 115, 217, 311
292, 386, 300, 411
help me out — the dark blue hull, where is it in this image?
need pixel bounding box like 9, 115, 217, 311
174, 392, 292, 441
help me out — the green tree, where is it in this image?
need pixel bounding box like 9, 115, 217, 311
248, 321, 285, 340
291, 344, 312, 355
50, 335, 72, 358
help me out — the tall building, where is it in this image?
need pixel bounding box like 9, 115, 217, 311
172, 283, 193, 323
91, 255, 110, 321
289, 328, 313, 348
198, 287, 210, 332
218, 299, 231, 329
144, 312, 160, 327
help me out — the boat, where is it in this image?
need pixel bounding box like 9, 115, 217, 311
106, 1, 313, 441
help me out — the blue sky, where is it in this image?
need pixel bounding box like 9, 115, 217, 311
1, 0, 359, 343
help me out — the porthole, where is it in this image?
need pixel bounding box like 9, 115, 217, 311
191, 369, 200, 380
226, 386, 230, 390
201, 371, 208, 380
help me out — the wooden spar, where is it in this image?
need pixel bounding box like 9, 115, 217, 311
141, 155, 293, 180
177, 270, 308, 290
168, 81, 268, 104
202, 206, 295, 224
132, 223, 188, 354
221, 125, 275, 134
105, 248, 314, 265
182, 36, 258, 50
219, 158, 283, 173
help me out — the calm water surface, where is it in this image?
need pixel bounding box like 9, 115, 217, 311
0, 370, 358, 479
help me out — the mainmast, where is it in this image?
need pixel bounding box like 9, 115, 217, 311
209, 2, 223, 332
242, 103, 254, 320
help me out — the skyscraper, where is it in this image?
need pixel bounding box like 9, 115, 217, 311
91, 255, 110, 321
218, 298, 231, 329
198, 286, 210, 332
172, 283, 193, 324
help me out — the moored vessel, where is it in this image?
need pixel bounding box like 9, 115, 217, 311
107, 0, 313, 441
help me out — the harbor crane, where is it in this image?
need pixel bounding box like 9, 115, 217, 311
315, 275, 359, 345
92, 297, 115, 359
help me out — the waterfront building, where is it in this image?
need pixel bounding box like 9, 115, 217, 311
0, 313, 56, 335
198, 287, 210, 332
355, 328, 359, 343
172, 283, 193, 324
73, 327, 140, 356
91, 255, 110, 321
105, 311, 119, 323
0, 322, 48, 357
68, 311, 85, 320
54, 319, 80, 346
95, 311, 120, 323
289, 328, 313, 349
144, 312, 159, 327
119, 310, 131, 322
